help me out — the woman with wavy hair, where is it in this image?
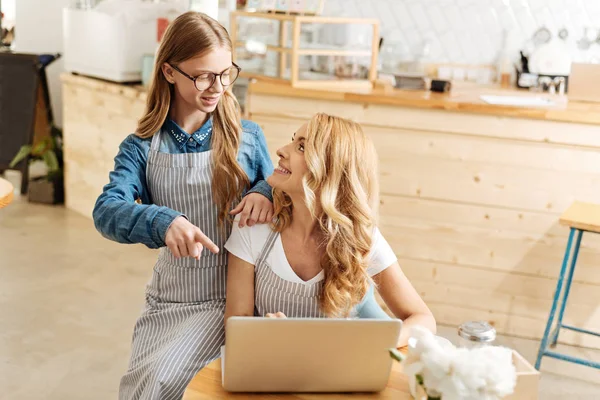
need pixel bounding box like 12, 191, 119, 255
224, 113, 435, 346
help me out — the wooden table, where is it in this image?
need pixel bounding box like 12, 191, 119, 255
183, 358, 412, 400
0, 178, 14, 208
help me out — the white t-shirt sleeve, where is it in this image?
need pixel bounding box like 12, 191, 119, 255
367, 227, 398, 276
224, 215, 256, 265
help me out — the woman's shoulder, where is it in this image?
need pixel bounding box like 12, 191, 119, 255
233, 214, 273, 231
366, 226, 398, 276
226, 215, 276, 261
232, 214, 274, 237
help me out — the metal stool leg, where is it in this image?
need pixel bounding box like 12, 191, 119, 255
550, 229, 583, 347
535, 228, 575, 370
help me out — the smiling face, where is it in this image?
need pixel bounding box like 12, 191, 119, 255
268, 113, 382, 318
267, 123, 310, 196
162, 46, 234, 114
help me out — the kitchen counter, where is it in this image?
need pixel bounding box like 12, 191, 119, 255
62, 72, 600, 126
61, 73, 147, 101
61, 73, 148, 218
247, 79, 600, 126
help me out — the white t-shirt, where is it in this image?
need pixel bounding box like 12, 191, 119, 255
224, 216, 398, 285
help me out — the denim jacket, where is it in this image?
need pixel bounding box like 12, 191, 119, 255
93, 118, 274, 249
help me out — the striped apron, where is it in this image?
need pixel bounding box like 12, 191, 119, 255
119, 130, 228, 400
254, 230, 326, 318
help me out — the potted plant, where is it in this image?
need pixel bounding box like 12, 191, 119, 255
9, 124, 64, 205
389, 327, 517, 400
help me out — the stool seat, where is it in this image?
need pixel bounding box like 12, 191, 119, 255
559, 201, 600, 233
536, 201, 600, 371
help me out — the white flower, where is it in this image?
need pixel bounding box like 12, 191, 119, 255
473, 346, 517, 398
421, 346, 453, 378
410, 326, 446, 356
401, 326, 517, 400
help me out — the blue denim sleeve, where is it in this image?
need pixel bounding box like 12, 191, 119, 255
248, 180, 273, 201
92, 135, 183, 249
355, 284, 392, 319
245, 122, 274, 202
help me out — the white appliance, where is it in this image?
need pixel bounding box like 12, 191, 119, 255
63, 2, 187, 83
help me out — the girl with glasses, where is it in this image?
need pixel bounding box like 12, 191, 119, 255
93, 12, 274, 399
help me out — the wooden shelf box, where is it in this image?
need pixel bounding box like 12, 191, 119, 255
230, 11, 379, 90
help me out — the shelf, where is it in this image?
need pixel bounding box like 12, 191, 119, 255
296, 49, 373, 57
235, 41, 291, 53
231, 11, 379, 26
295, 16, 380, 25
231, 11, 379, 88
236, 42, 371, 57
231, 10, 296, 21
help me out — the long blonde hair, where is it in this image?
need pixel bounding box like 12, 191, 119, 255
272, 113, 380, 317
136, 11, 249, 227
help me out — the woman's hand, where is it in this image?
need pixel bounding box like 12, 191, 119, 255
230, 193, 274, 228
164, 216, 219, 259
266, 312, 287, 319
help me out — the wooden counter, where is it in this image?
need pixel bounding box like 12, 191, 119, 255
61, 74, 147, 217
246, 79, 600, 126
62, 72, 600, 128
61, 73, 600, 351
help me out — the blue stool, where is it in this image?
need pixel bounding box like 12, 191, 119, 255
535, 201, 600, 370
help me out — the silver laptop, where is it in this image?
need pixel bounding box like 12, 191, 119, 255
222, 317, 402, 393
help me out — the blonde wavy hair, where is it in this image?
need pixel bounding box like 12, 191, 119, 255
136, 11, 249, 227
272, 113, 380, 317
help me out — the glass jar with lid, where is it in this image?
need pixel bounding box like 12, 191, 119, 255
458, 321, 496, 348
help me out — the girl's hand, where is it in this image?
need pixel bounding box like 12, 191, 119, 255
165, 216, 219, 259
230, 193, 274, 228
266, 312, 287, 319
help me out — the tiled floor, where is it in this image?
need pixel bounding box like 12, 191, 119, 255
1, 171, 599, 399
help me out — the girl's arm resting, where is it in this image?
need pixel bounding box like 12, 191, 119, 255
224, 253, 256, 328
373, 262, 436, 347
92, 136, 183, 249
232, 125, 274, 225
245, 124, 274, 201
246, 180, 273, 201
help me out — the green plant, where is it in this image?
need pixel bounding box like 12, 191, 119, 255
389, 348, 405, 362
9, 125, 63, 181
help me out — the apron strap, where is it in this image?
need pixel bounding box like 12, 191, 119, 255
150, 129, 162, 152
256, 228, 279, 267
145, 129, 163, 203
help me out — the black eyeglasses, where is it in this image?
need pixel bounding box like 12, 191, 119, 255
169, 63, 241, 91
